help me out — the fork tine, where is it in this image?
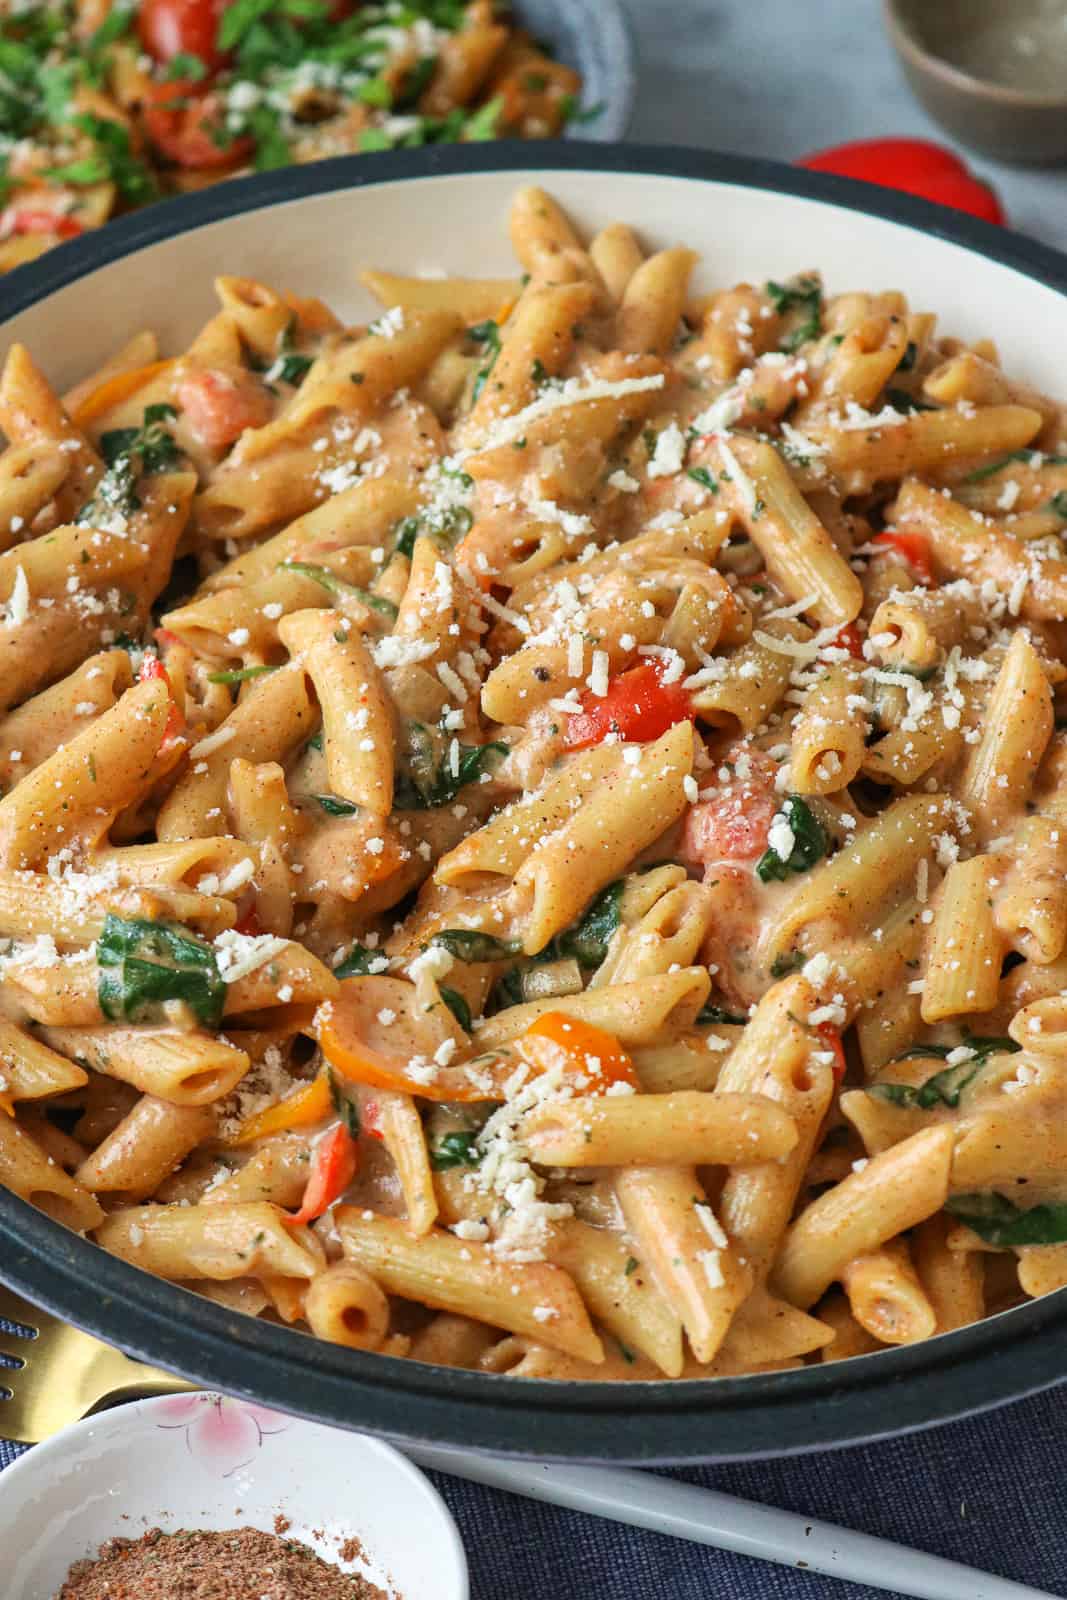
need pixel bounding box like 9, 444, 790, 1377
0, 1282, 45, 1333
0, 1326, 33, 1363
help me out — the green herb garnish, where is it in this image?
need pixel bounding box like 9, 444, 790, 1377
756, 796, 828, 883
766, 275, 822, 352
429, 1130, 482, 1170
945, 1192, 1067, 1247
429, 930, 522, 963
97, 913, 223, 1026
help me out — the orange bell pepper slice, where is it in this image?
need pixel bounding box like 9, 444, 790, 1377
227, 1070, 333, 1145
516, 1012, 640, 1094
317, 978, 497, 1102
286, 1122, 359, 1226
71, 359, 176, 427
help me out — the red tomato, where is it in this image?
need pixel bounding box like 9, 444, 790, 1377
2, 207, 83, 239
563, 662, 694, 750
816, 1022, 847, 1083
287, 1123, 359, 1226
139, 653, 185, 745
138, 0, 230, 70
177, 366, 273, 449
830, 621, 865, 659
681, 746, 780, 868
143, 80, 253, 170
871, 529, 933, 585
798, 139, 1005, 226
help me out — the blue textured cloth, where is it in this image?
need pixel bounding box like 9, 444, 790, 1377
4, 1381, 1067, 1598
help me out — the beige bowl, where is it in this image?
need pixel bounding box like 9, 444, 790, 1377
885, 0, 1067, 165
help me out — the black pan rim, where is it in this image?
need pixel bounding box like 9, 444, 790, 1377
2, 140, 1066, 1462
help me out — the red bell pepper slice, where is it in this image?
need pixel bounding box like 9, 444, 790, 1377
798, 138, 1004, 226
816, 1022, 847, 1083
870, 530, 933, 585
287, 1123, 359, 1226
139, 653, 185, 745
563, 661, 694, 750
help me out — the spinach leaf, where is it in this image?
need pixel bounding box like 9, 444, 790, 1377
1048, 491, 1067, 521
898, 340, 918, 373
429, 930, 522, 963
393, 516, 421, 559
315, 794, 359, 817
884, 388, 937, 414
872, 1036, 1020, 1108
770, 950, 804, 979
82, 404, 181, 522
756, 796, 828, 883
697, 1002, 747, 1026
963, 450, 1067, 485
541, 879, 624, 969
278, 561, 398, 618
945, 1192, 1067, 1247
328, 1068, 360, 1136
439, 985, 471, 1031
334, 943, 383, 979
687, 467, 718, 493
429, 1130, 482, 1170
394, 726, 507, 809
765, 276, 822, 352
97, 913, 223, 1026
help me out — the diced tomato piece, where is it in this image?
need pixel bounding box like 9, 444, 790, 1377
871, 529, 933, 585
830, 621, 865, 659
2, 207, 83, 239
816, 1022, 847, 1082
177, 366, 272, 450
564, 661, 694, 750
138, 0, 230, 69
143, 80, 253, 170
362, 1099, 385, 1141
286, 1123, 359, 1226
681, 744, 780, 868
139, 653, 185, 744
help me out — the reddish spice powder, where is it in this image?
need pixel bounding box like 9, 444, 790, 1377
55, 1525, 391, 1600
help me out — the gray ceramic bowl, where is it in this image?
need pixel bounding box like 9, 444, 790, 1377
885, 0, 1067, 165
520, 0, 635, 142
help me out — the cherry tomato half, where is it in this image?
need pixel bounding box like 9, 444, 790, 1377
138, 0, 230, 72
142, 80, 253, 170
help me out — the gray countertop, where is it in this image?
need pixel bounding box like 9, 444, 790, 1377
622, 0, 1067, 251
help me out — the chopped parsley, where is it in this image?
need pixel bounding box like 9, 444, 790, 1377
765, 275, 822, 352
468, 318, 502, 405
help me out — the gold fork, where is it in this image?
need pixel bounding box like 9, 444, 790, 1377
0, 1282, 197, 1444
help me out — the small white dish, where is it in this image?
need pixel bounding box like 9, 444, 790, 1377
0, 1392, 468, 1600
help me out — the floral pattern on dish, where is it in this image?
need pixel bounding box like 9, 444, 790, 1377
155, 1393, 289, 1477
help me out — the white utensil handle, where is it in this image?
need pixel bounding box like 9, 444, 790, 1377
404, 1448, 1057, 1600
